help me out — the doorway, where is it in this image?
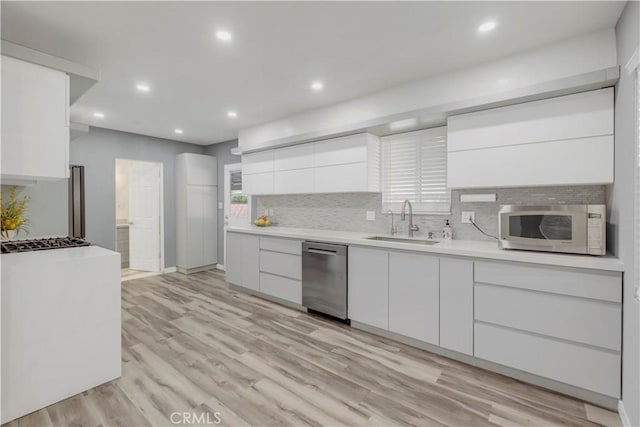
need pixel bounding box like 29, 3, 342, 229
223, 163, 251, 269
115, 159, 164, 280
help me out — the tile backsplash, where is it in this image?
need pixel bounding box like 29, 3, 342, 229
256, 185, 606, 241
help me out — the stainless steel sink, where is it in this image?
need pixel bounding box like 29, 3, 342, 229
364, 236, 439, 245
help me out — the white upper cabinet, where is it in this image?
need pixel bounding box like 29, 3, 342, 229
242, 133, 380, 195
242, 151, 275, 195
273, 144, 314, 194
1, 56, 70, 182
242, 150, 274, 175
447, 88, 614, 188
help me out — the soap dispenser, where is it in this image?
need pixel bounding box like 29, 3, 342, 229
442, 219, 453, 241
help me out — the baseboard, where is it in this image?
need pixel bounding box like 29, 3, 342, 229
163, 266, 177, 274
216, 263, 225, 271
176, 264, 217, 275
618, 400, 632, 427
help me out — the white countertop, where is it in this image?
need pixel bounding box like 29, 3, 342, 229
227, 225, 623, 272
1, 245, 120, 265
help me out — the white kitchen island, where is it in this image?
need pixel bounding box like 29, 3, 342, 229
1, 245, 121, 423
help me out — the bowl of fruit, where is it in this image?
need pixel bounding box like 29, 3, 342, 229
253, 215, 272, 227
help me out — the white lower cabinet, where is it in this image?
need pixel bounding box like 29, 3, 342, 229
258, 236, 302, 305
388, 252, 439, 345
225, 232, 259, 291
473, 260, 622, 398
348, 247, 389, 330
439, 258, 474, 355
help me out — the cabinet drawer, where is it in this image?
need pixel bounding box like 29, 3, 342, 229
259, 250, 301, 280
474, 261, 621, 303
259, 273, 301, 304
260, 237, 302, 255
475, 322, 620, 398
475, 284, 621, 351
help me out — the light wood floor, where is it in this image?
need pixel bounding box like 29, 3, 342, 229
5, 270, 622, 427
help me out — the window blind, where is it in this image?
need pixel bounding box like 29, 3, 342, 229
381, 126, 451, 213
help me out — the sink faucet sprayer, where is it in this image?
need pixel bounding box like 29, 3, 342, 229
400, 200, 420, 238
387, 210, 397, 236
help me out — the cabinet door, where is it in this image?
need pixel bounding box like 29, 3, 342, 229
243, 172, 274, 195
225, 232, 243, 286
440, 258, 473, 355
185, 186, 204, 268
314, 134, 369, 166
388, 252, 439, 345
184, 153, 216, 186
273, 144, 314, 171
241, 234, 260, 291
242, 151, 274, 174
202, 186, 217, 266
274, 169, 315, 194
314, 163, 369, 193
348, 247, 388, 329
1, 56, 69, 180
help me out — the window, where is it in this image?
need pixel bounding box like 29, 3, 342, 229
381, 126, 450, 213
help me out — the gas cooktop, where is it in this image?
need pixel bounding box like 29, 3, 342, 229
1, 236, 91, 254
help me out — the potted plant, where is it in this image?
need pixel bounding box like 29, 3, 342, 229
1, 187, 29, 240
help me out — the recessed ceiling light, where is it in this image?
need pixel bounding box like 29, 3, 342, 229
174, 129, 183, 134
311, 81, 324, 91
227, 111, 238, 118
478, 21, 497, 33
216, 30, 232, 42
93, 112, 105, 118
136, 83, 150, 92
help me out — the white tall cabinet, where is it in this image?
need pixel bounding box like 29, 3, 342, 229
1, 56, 70, 183
176, 153, 217, 274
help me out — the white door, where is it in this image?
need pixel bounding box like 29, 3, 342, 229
129, 164, 161, 272
223, 163, 251, 267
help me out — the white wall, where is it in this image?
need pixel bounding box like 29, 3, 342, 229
609, 2, 639, 425
71, 127, 204, 268
239, 29, 617, 150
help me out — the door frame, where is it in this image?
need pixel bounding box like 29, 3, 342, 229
115, 158, 165, 274
223, 162, 250, 270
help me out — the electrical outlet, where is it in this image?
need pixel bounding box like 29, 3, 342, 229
462, 211, 475, 224
366, 211, 376, 221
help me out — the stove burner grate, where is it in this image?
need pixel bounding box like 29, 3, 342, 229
1, 236, 91, 254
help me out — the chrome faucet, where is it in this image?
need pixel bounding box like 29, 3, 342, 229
387, 210, 397, 236
400, 200, 420, 237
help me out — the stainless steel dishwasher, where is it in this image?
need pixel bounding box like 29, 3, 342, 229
302, 241, 348, 320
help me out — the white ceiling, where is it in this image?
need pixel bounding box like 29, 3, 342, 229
1, 1, 626, 146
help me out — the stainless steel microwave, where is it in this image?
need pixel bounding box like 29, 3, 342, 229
498, 204, 606, 256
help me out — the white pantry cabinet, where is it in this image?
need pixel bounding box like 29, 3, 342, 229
447, 88, 614, 188
348, 246, 389, 330
225, 232, 260, 291
176, 153, 217, 274
388, 252, 439, 345
242, 133, 380, 195
1, 56, 70, 182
